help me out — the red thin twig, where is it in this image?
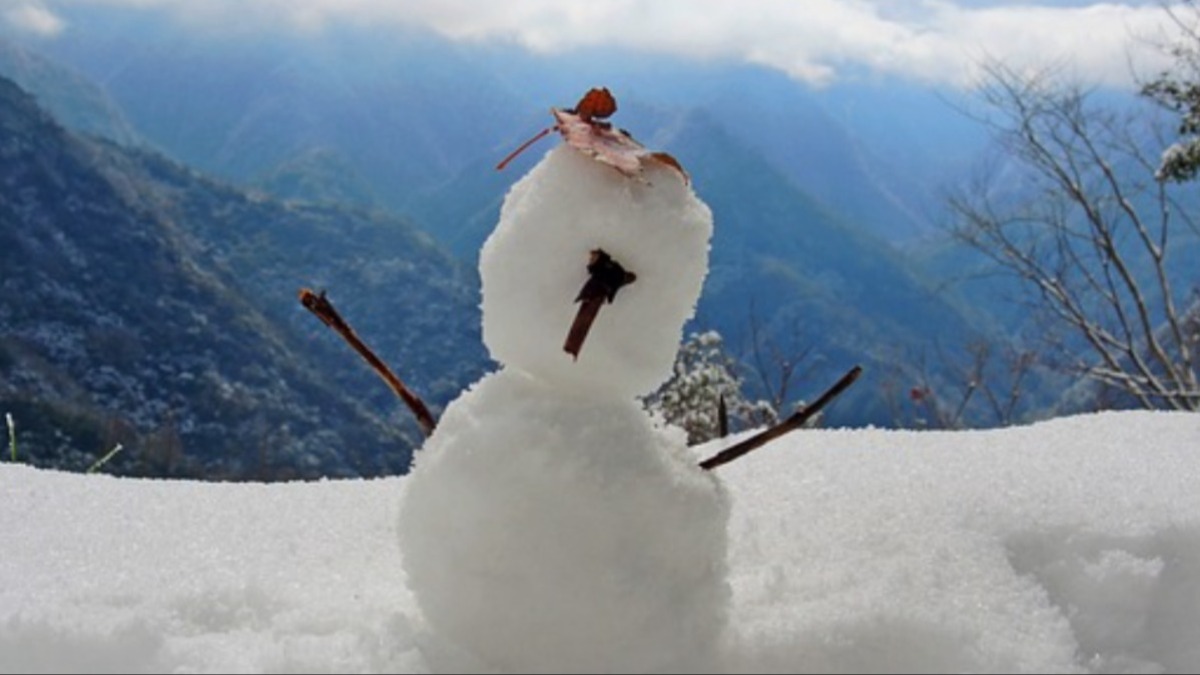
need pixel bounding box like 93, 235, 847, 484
496, 126, 552, 171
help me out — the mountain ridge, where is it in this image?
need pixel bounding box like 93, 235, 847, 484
0, 75, 487, 479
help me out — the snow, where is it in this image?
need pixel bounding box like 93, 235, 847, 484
400, 142, 726, 672
7, 137, 1199, 675
2, 411, 1198, 673
479, 145, 712, 399
397, 370, 729, 673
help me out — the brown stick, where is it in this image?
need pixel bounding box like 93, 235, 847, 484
496, 126, 552, 171
699, 365, 862, 471
717, 394, 729, 439
299, 288, 437, 438
564, 297, 604, 360
563, 249, 636, 360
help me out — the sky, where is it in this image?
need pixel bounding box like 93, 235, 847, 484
0, 0, 1193, 89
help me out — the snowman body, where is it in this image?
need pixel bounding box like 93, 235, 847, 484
399, 146, 729, 673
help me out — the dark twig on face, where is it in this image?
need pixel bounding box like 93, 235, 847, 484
563, 249, 637, 360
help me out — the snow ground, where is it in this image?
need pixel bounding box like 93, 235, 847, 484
1, 410, 1198, 674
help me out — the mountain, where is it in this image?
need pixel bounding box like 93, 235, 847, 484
0, 38, 139, 145
438, 45, 986, 244
0, 76, 487, 480
250, 146, 381, 210
18, 7, 529, 216
670, 112, 982, 424
15, 6, 987, 248
412, 108, 987, 425
6, 8, 1016, 425
701, 70, 982, 244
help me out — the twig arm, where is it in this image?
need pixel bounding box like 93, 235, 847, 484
299, 288, 437, 438
699, 365, 862, 471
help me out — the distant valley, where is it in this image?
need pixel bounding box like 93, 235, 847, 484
0, 74, 486, 479
0, 7, 1115, 478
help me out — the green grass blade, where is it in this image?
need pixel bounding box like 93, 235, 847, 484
5, 413, 14, 463
87, 443, 123, 474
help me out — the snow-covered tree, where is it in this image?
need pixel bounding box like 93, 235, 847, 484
645, 330, 777, 444
1143, 1, 1200, 182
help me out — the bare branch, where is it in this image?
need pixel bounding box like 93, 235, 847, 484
700, 366, 862, 471
299, 288, 438, 437
948, 63, 1199, 411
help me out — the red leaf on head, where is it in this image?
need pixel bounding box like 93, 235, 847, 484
497, 87, 689, 184
553, 110, 645, 176
573, 87, 617, 122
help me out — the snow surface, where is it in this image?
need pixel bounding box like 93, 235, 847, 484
405, 142, 726, 672
2, 411, 1198, 674
398, 370, 729, 673
480, 145, 712, 399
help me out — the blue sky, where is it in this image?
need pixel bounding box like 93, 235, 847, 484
1, 1, 1189, 88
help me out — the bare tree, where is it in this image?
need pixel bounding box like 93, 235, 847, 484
744, 303, 818, 417
880, 337, 1037, 430
949, 63, 1199, 411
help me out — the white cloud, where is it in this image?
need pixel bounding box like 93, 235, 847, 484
38, 0, 1193, 88
4, 2, 65, 37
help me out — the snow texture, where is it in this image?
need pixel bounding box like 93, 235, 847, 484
1, 411, 1199, 673
479, 144, 713, 399
401, 142, 727, 672
398, 370, 730, 673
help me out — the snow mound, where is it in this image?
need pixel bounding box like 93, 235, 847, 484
1, 412, 1199, 673
719, 410, 1200, 673
397, 370, 730, 673
479, 145, 713, 399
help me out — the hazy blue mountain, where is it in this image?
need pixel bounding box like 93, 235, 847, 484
0, 76, 487, 479
5, 7, 1042, 426
98, 144, 489, 414
670, 111, 984, 424
709, 73, 988, 244
22, 5, 528, 214
413, 106, 988, 425
19, 5, 987, 248
446, 45, 989, 244
0, 38, 139, 145
251, 146, 381, 210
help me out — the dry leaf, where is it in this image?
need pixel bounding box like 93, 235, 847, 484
497, 87, 689, 184
573, 87, 617, 122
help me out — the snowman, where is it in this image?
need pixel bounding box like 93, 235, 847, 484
398, 89, 730, 673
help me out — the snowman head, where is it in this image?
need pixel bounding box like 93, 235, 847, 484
479, 144, 713, 400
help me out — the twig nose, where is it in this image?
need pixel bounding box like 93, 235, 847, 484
563, 249, 636, 360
